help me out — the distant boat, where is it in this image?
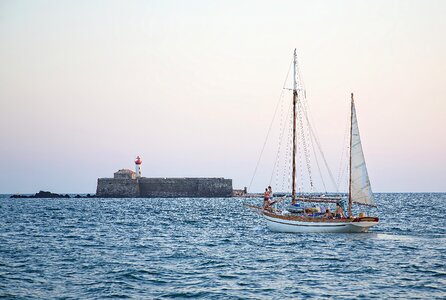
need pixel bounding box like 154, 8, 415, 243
246, 50, 378, 233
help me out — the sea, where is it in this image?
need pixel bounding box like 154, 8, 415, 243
0, 193, 445, 299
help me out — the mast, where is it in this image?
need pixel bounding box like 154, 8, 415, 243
348, 93, 354, 217
291, 49, 297, 205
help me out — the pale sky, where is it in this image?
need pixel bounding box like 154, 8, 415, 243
1, 0, 445, 193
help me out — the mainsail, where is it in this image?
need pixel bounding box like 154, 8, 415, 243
350, 96, 376, 206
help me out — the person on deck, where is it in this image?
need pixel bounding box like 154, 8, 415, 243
268, 186, 273, 200
335, 203, 345, 218
324, 208, 333, 219
263, 188, 271, 211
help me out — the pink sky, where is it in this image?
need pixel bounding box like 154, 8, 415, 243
0, 0, 445, 193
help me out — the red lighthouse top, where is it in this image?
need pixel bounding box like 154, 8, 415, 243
135, 156, 142, 165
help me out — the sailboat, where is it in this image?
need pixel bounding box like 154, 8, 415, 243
249, 50, 379, 233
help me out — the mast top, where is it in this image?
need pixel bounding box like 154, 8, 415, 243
293, 49, 297, 92
351, 93, 354, 102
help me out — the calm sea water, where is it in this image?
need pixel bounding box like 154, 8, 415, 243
0, 193, 445, 299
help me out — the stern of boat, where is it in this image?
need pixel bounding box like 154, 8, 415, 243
350, 217, 379, 232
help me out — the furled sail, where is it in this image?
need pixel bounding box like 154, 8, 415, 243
350, 100, 376, 206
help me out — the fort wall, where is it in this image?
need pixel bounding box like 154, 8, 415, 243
96, 176, 232, 198
138, 177, 232, 198
96, 178, 140, 198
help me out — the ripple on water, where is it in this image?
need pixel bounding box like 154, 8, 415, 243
0, 194, 445, 299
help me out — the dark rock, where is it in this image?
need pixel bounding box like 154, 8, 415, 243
10, 191, 98, 199
10, 190, 70, 199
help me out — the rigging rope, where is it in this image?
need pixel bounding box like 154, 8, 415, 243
311, 135, 328, 193
299, 95, 327, 194
297, 95, 314, 192
248, 59, 293, 192
302, 109, 339, 193
270, 98, 292, 187
300, 94, 327, 193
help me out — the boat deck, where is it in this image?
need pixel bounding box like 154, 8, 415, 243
244, 204, 379, 223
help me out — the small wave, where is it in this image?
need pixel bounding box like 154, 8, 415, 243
374, 233, 417, 242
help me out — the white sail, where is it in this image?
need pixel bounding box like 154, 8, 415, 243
350, 101, 376, 206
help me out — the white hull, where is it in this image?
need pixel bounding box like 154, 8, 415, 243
263, 214, 378, 233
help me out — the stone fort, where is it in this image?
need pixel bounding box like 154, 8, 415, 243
96, 169, 233, 198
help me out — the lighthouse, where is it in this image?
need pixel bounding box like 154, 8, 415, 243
135, 156, 142, 178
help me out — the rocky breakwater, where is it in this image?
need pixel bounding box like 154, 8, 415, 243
10, 191, 96, 199
10, 191, 70, 199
